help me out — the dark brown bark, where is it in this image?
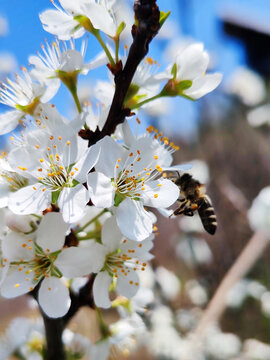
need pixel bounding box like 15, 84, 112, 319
35, 1, 161, 358
85, 0, 160, 146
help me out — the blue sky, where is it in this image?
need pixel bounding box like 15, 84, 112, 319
0, 0, 269, 144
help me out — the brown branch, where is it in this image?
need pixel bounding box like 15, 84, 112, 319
84, 0, 160, 146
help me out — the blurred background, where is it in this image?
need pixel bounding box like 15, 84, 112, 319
1, 0, 270, 359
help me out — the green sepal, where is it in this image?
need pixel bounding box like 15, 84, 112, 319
114, 192, 125, 207
171, 63, 177, 79
15, 97, 40, 115
51, 190, 60, 204
176, 80, 192, 92
74, 15, 95, 33
124, 83, 140, 104
65, 179, 79, 188
159, 10, 171, 28
51, 266, 63, 278
116, 21, 126, 36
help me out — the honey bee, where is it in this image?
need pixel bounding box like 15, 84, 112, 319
172, 173, 217, 235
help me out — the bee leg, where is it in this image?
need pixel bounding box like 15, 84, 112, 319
183, 208, 194, 217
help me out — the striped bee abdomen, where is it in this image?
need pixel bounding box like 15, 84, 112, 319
197, 196, 217, 235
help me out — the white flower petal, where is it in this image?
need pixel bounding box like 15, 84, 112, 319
73, 143, 100, 183
185, 73, 222, 99
142, 179, 179, 208
55, 243, 106, 277
2, 232, 35, 261
0, 184, 10, 208
38, 276, 71, 318
0, 110, 22, 135
116, 199, 153, 241
60, 50, 84, 72
93, 271, 112, 308
87, 172, 114, 208
101, 216, 122, 252
36, 213, 69, 253
95, 136, 125, 178
84, 3, 116, 37
8, 184, 51, 215
91, 339, 110, 360
59, 185, 89, 224
177, 43, 208, 80
116, 271, 140, 299
39, 10, 84, 40
1, 267, 37, 298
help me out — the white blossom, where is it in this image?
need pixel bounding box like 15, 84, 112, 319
0, 213, 95, 317
8, 122, 100, 223
167, 43, 222, 99
40, 0, 118, 40
86, 216, 154, 308
87, 134, 180, 241
0, 68, 48, 135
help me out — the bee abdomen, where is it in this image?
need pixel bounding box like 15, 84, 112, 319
198, 200, 217, 235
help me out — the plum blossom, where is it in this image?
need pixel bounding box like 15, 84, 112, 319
8, 122, 100, 223
87, 216, 154, 308
165, 43, 222, 100
0, 158, 29, 208
29, 39, 106, 100
40, 0, 118, 40
0, 213, 97, 318
0, 68, 48, 135
87, 134, 180, 241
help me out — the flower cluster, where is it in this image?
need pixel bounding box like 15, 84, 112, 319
0, 1, 223, 359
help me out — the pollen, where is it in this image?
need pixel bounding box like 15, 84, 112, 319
154, 194, 158, 198
18, 166, 27, 171
146, 57, 154, 65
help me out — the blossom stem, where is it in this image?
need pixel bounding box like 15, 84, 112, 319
115, 36, 120, 63
69, 86, 82, 114
96, 307, 111, 337
93, 30, 115, 67
74, 209, 107, 234
130, 93, 163, 110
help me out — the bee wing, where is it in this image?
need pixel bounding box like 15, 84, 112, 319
162, 163, 193, 172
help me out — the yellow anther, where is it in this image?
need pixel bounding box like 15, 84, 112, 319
35, 144, 39, 149
66, 140, 70, 146
154, 194, 158, 198
40, 159, 44, 163
15, 283, 20, 288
